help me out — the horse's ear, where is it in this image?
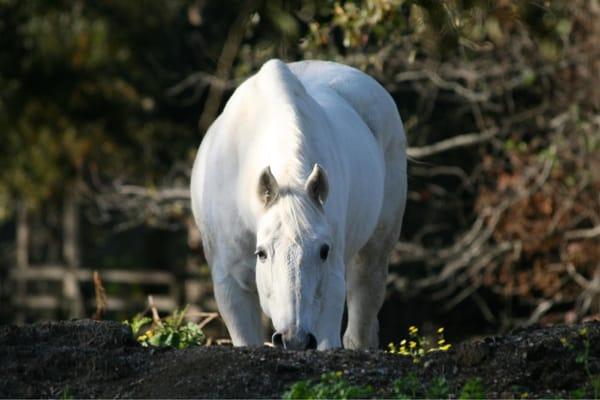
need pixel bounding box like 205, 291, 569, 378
305, 163, 328, 207
258, 166, 279, 208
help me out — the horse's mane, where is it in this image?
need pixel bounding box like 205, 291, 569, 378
255, 60, 317, 189
273, 190, 323, 244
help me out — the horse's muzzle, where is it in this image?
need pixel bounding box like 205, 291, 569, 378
272, 330, 317, 350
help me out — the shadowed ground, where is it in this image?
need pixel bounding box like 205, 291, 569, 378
1, 319, 598, 398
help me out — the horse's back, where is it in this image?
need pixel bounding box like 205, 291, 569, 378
288, 60, 406, 151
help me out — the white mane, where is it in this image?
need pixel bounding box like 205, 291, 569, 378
253, 60, 318, 188
271, 191, 324, 244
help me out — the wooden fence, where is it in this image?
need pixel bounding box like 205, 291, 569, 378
10, 264, 180, 317
8, 187, 213, 324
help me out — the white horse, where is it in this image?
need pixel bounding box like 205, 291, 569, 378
191, 59, 406, 350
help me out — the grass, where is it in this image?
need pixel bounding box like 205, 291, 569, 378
459, 378, 485, 400
561, 327, 600, 399
283, 372, 488, 399
282, 372, 373, 399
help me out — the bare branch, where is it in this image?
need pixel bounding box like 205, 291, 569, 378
407, 128, 499, 158
565, 225, 600, 240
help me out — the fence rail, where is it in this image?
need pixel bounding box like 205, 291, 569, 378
10, 265, 176, 285
10, 264, 183, 317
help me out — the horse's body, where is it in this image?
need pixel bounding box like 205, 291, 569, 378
191, 59, 406, 349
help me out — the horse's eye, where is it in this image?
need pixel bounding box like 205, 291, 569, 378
255, 247, 267, 262
320, 244, 330, 261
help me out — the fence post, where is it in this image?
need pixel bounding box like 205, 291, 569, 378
63, 185, 84, 318
15, 203, 29, 324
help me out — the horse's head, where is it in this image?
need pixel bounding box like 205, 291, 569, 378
254, 164, 340, 350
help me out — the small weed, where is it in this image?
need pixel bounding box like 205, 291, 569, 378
459, 377, 485, 399
427, 376, 450, 399
560, 327, 600, 399
570, 387, 586, 399
124, 305, 205, 349
388, 326, 452, 363
59, 385, 73, 400
392, 372, 420, 399
283, 371, 373, 399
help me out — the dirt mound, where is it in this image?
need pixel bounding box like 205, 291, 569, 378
1, 320, 598, 398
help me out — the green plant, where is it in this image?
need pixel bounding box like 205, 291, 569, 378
123, 313, 152, 337
59, 385, 73, 400
459, 378, 485, 399
123, 305, 206, 349
426, 376, 450, 399
392, 372, 420, 399
570, 387, 586, 399
560, 327, 600, 399
282, 371, 373, 399
388, 326, 452, 363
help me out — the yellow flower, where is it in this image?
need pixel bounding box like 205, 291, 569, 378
400, 339, 407, 345
439, 344, 452, 351
437, 339, 446, 345
145, 329, 154, 338
437, 327, 444, 334
409, 341, 417, 349
408, 326, 418, 334
335, 371, 343, 377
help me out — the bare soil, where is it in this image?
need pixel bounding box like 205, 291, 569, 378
1, 319, 598, 398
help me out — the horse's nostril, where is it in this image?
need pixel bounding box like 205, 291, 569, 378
306, 333, 317, 350
272, 332, 284, 348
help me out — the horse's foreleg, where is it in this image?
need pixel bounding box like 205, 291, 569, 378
314, 268, 345, 349
213, 273, 264, 346
343, 251, 388, 349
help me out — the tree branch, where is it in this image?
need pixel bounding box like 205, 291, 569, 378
407, 128, 499, 158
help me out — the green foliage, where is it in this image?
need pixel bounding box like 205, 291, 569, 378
392, 372, 420, 399
0, 0, 196, 214
570, 387, 586, 400
393, 374, 485, 399
59, 385, 73, 400
560, 328, 600, 399
123, 314, 152, 337
426, 376, 450, 399
459, 378, 485, 400
282, 371, 373, 399
388, 326, 451, 363
124, 306, 205, 350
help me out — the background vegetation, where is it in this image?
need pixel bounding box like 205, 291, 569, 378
1, 0, 598, 343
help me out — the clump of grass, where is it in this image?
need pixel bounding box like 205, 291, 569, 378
393, 374, 485, 399
426, 376, 450, 399
124, 304, 205, 349
59, 385, 73, 400
459, 377, 485, 399
392, 372, 420, 399
388, 326, 452, 363
561, 327, 600, 399
283, 371, 373, 399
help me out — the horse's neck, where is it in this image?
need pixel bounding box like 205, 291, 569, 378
257, 103, 316, 190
